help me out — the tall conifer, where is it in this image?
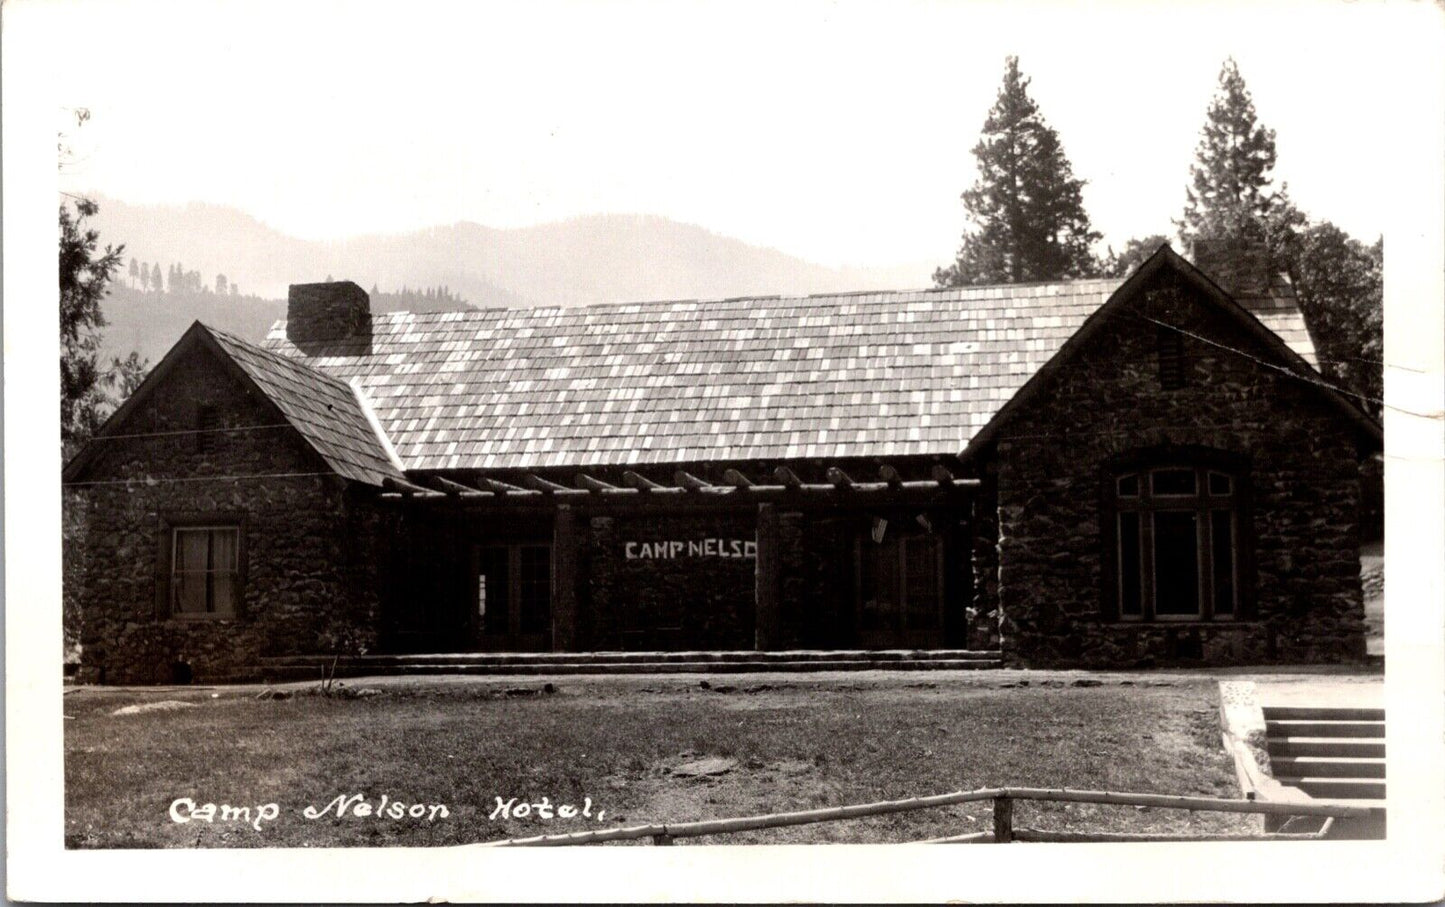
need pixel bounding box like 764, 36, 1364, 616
935, 57, 1100, 286
1177, 58, 1302, 269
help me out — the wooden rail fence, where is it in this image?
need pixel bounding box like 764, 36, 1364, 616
483, 786, 1378, 846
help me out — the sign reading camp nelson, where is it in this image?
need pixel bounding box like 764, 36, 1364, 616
624, 539, 758, 560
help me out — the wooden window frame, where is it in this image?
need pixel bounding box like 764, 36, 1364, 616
156, 513, 247, 621
1101, 451, 1253, 623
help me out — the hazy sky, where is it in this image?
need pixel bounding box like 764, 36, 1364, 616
41, 0, 1434, 267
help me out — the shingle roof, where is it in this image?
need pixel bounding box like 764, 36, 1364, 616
1236, 292, 1319, 363
259, 277, 1320, 471
206, 326, 403, 485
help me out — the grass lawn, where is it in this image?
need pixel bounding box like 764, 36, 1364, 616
66, 670, 1257, 847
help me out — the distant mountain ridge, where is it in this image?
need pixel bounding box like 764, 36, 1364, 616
84, 196, 934, 366
85, 196, 934, 305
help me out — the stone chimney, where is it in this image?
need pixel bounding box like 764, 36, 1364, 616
286, 281, 371, 345
1188, 238, 1273, 297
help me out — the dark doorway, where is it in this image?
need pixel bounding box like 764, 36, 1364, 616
855, 516, 947, 649
474, 543, 552, 652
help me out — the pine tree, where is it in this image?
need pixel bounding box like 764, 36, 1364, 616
59, 198, 124, 447
1103, 234, 1172, 277
935, 56, 1101, 286
1177, 58, 1301, 270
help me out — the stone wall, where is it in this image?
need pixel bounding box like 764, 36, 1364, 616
988, 271, 1370, 667
70, 343, 386, 683
583, 511, 758, 650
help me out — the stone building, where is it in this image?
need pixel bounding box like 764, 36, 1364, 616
64, 246, 1380, 683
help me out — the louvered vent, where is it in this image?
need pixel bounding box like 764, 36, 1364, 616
1157, 325, 1185, 390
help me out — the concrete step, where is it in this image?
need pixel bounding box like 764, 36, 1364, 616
1264, 720, 1385, 738
1283, 778, 1386, 800
1270, 756, 1385, 779
1262, 706, 1385, 722
262, 649, 1001, 668
1266, 737, 1385, 758
259, 657, 1004, 681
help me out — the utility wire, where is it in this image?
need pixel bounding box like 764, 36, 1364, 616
63, 471, 336, 488
1111, 309, 1438, 419
79, 423, 294, 442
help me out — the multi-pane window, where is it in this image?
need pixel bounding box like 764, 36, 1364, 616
1113, 466, 1239, 621
171, 527, 240, 617
477, 544, 551, 639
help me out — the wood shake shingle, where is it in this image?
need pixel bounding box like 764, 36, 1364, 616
258, 279, 1320, 471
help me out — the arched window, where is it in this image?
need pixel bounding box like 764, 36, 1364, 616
1106, 460, 1250, 621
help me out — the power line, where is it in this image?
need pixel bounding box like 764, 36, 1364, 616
81, 423, 294, 442
1114, 309, 1438, 420
60, 470, 333, 485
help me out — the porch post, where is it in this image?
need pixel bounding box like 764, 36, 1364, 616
552, 505, 578, 652
755, 502, 781, 651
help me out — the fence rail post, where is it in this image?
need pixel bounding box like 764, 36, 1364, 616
652, 833, 674, 846
993, 795, 1013, 843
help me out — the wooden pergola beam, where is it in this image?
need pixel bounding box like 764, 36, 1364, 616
384, 476, 440, 496
429, 476, 489, 498
826, 466, 854, 489
879, 464, 904, 488
773, 466, 803, 488
622, 470, 666, 492
675, 470, 713, 491
575, 473, 620, 493
480, 477, 530, 495
722, 468, 754, 489
523, 473, 570, 494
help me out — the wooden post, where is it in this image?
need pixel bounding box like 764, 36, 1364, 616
992, 796, 1013, 843
755, 503, 781, 651
552, 506, 578, 652
652, 833, 674, 845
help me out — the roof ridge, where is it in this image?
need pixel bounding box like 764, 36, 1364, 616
350, 278, 1126, 322
206, 322, 355, 392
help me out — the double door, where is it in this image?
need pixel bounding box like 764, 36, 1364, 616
472, 543, 553, 652
855, 519, 948, 649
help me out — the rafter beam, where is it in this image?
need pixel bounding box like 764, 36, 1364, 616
931, 464, 955, 487
826, 466, 854, 489
675, 470, 713, 491
523, 473, 570, 494
575, 473, 620, 493
384, 476, 438, 496
430, 476, 489, 498
722, 468, 754, 489
480, 477, 529, 495
622, 470, 667, 492
773, 465, 803, 488
878, 464, 904, 488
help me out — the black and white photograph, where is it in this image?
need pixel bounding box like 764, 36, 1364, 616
6, 0, 1444, 901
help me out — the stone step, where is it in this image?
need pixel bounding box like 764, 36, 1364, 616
259, 657, 1004, 681
1262, 706, 1385, 722
1264, 720, 1385, 738
262, 648, 1001, 668
1270, 756, 1386, 779
1266, 737, 1385, 759
1283, 778, 1386, 800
